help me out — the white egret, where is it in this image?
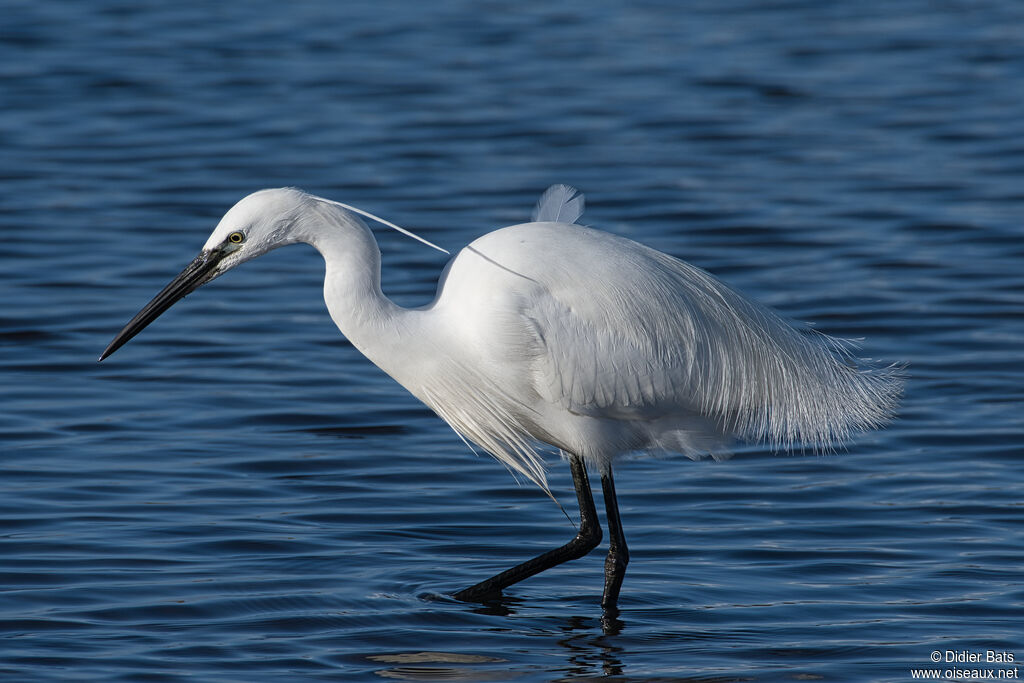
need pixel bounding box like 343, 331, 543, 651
100, 185, 903, 609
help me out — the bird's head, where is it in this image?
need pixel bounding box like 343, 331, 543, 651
202, 188, 314, 270
99, 188, 446, 362
99, 188, 312, 361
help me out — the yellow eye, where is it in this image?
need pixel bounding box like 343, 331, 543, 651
228, 231, 245, 244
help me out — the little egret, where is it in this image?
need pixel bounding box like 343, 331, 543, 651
100, 185, 902, 609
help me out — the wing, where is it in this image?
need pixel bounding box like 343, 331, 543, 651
425, 220, 902, 488
522, 231, 903, 454
532, 184, 585, 224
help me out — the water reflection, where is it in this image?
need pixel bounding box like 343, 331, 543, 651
556, 614, 627, 678
368, 651, 514, 681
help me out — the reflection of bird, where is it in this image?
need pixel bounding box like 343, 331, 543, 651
101, 185, 903, 610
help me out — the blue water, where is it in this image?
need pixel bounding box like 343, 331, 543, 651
3, 2, 1023, 680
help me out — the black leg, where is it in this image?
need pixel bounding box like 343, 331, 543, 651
600, 466, 629, 610
453, 453, 602, 602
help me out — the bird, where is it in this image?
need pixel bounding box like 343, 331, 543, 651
100, 184, 903, 610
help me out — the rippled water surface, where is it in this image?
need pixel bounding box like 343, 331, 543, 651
3, 2, 1023, 681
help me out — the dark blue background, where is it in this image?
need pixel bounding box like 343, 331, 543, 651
2, 2, 1022, 680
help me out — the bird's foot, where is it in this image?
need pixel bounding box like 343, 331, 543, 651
452, 583, 503, 603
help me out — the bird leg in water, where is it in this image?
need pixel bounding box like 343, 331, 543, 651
600, 467, 629, 610
453, 453, 602, 602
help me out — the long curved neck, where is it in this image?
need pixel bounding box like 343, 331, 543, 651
299, 205, 420, 383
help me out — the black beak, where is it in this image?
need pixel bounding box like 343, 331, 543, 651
99, 248, 226, 361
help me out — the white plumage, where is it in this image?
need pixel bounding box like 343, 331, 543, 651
101, 184, 903, 607
106, 185, 902, 489
404, 187, 901, 489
